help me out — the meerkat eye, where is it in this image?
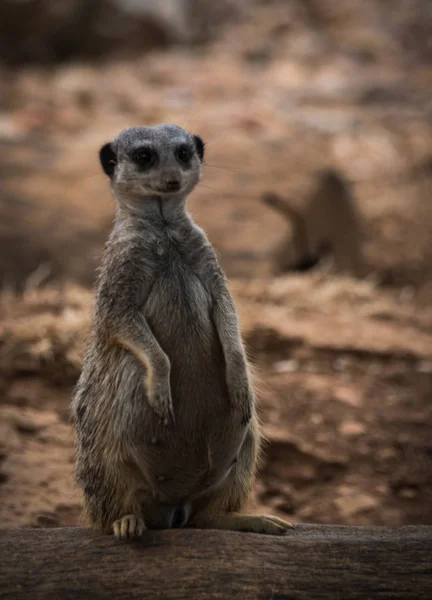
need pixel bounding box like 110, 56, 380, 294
132, 147, 155, 167
177, 145, 191, 164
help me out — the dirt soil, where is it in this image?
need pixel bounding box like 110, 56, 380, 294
1, 2, 432, 530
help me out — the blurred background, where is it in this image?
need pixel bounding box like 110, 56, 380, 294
0, 0, 432, 530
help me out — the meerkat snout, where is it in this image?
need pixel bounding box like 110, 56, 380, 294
99, 124, 205, 199
163, 172, 181, 192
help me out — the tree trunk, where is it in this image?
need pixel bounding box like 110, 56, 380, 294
1, 524, 431, 599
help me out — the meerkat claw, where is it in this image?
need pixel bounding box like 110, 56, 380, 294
148, 385, 175, 426
161, 413, 175, 427
113, 515, 146, 540
160, 404, 175, 427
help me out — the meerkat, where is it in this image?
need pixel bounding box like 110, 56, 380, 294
262, 192, 328, 273
72, 124, 292, 540
262, 169, 367, 277
307, 169, 366, 277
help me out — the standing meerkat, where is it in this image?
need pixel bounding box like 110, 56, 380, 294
72, 124, 292, 539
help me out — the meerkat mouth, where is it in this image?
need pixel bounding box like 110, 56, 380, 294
150, 185, 183, 196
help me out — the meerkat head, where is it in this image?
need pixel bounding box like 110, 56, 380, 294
99, 124, 204, 200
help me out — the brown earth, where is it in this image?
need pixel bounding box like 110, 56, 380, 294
0, 2, 432, 531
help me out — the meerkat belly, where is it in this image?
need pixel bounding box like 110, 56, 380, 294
142, 425, 246, 509
140, 258, 246, 503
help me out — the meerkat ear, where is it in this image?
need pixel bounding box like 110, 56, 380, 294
99, 143, 117, 178
193, 135, 205, 162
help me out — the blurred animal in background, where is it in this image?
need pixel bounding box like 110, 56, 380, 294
262, 169, 367, 278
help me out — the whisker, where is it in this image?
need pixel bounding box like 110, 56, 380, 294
203, 136, 229, 150
79, 172, 105, 180
197, 182, 258, 199
197, 182, 220, 192
204, 162, 245, 173
73, 176, 258, 200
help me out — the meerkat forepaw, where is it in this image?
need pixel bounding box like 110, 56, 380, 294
113, 515, 146, 540
147, 381, 175, 425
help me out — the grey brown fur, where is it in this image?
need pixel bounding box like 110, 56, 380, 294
72, 124, 291, 538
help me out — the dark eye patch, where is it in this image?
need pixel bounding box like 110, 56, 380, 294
131, 146, 157, 168
176, 144, 192, 165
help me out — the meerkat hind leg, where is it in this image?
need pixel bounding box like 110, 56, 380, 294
190, 513, 293, 535
113, 514, 146, 540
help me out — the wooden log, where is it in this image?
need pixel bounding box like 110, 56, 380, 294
1, 524, 431, 599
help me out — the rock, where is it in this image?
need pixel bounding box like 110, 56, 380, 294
334, 386, 363, 407
273, 359, 299, 373
14, 416, 40, 434
397, 486, 418, 500
339, 420, 366, 437
335, 492, 378, 517
32, 512, 59, 528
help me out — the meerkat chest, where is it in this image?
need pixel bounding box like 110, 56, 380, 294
154, 228, 180, 257
150, 228, 207, 285
153, 227, 195, 264
145, 231, 211, 322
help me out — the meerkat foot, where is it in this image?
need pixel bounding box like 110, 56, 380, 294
113, 515, 146, 540
190, 514, 293, 535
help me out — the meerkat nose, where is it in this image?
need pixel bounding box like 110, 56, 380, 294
165, 178, 180, 192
